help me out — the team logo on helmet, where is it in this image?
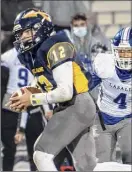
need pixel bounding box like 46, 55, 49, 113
13, 8, 54, 53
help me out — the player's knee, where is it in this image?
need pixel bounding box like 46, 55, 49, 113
33, 151, 54, 167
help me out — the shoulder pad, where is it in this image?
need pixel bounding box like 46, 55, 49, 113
94, 53, 115, 78
38, 32, 74, 69
1, 48, 17, 66
47, 42, 74, 69
40, 31, 72, 52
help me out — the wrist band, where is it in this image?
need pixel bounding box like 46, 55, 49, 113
30, 93, 48, 106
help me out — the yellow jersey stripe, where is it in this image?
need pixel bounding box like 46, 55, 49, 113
72, 62, 89, 94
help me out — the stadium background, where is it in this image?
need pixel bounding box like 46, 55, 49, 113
1, 0, 131, 171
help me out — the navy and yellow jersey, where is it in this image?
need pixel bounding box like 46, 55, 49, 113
18, 31, 89, 94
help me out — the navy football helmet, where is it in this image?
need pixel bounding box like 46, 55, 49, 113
13, 8, 54, 53
111, 27, 132, 70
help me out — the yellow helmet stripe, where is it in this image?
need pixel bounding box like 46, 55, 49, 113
23, 11, 51, 22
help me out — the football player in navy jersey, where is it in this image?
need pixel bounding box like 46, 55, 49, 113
7, 8, 96, 171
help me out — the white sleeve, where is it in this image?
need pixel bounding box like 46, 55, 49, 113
47, 61, 73, 103
1, 60, 8, 68
1, 48, 17, 68
30, 61, 73, 105
94, 53, 115, 79
1, 54, 9, 67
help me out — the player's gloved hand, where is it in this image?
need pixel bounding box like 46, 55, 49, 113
14, 129, 25, 144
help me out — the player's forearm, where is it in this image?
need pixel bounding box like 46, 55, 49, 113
47, 85, 73, 103
30, 61, 73, 105
30, 85, 73, 105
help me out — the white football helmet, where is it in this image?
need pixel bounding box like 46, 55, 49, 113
111, 27, 132, 70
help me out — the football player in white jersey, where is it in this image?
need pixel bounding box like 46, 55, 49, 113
1, 47, 34, 171
1, 48, 44, 171
89, 27, 132, 164
2, 47, 34, 112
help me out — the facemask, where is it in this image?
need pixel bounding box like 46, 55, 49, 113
73, 27, 87, 38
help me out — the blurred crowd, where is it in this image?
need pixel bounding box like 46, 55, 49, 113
1, 0, 118, 171
1, 0, 111, 55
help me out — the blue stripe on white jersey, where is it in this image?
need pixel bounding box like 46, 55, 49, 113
100, 111, 132, 125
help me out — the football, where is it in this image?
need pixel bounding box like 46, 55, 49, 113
11, 87, 42, 112
25, 86, 42, 94
10, 89, 25, 112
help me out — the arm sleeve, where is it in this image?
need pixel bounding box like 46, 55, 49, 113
47, 61, 73, 103
46, 42, 74, 103
30, 41, 75, 106
30, 61, 73, 105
